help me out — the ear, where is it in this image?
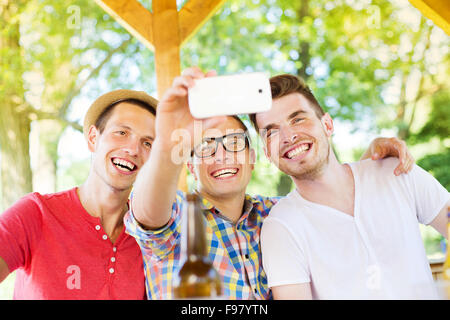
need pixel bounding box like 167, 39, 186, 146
87, 125, 99, 152
249, 148, 256, 169
186, 160, 198, 181
262, 142, 271, 162
250, 148, 256, 166
320, 113, 334, 138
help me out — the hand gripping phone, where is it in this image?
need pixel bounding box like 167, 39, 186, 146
188, 72, 272, 118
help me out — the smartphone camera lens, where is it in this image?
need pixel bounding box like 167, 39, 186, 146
258, 89, 263, 93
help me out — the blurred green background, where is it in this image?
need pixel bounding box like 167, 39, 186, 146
0, 0, 448, 299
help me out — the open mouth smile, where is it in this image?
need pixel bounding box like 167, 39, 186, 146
210, 167, 239, 179
111, 157, 138, 173
283, 143, 312, 160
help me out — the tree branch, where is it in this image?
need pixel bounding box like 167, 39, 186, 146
407, 22, 433, 130
58, 37, 133, 118
19, 38, 134, 134
26, 106, 83, 132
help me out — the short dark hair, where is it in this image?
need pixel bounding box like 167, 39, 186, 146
95, 98, 156, 134
230, 115, 251, 144
249, 74, 325, 132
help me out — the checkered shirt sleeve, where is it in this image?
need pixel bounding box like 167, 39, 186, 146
124, 190, 185, 261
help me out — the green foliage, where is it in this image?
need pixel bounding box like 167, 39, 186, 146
57, 159, 90, 191
246, 161, 282, 197
409, 90, 449, 194
417, 149, 450, 191
410, 91, 450, 145
19, 0, 146, 105
420, 225, 446, 258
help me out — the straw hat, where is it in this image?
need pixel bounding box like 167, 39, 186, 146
83, 89, 158, 141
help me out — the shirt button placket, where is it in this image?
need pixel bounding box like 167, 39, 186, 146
95, 224, 108, 242
95, 225, 117, 278
109, 247, 117, 277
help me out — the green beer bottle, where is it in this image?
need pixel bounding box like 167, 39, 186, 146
174, 194, 222, 298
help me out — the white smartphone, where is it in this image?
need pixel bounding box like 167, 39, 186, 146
188, 72, 272, 119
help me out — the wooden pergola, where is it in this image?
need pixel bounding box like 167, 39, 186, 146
95, 0, 227, 98
410, 0, 450, 35
94, 0, 450, 192
94, 0, 450, 97
95, 0, 227, 190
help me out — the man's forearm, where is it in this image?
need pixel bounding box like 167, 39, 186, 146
429, 201, 450, 239
132, 139, 184, 229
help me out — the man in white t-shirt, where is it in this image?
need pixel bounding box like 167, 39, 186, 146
251, 74, 449, 300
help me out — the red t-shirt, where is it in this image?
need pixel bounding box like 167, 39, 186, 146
0, 188, 145, 299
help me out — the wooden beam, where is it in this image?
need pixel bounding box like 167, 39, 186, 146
94, 0, 154, 50
179, 0, 228, 46
409, 0, 450, 35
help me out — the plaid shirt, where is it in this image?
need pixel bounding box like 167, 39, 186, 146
124, 191, 280, 300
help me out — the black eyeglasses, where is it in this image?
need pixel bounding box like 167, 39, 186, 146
193, 132, 250, 158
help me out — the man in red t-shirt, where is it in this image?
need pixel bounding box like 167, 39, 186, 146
0, 89, 157, 299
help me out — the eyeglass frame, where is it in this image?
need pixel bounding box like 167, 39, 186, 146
192, 132, 251, 158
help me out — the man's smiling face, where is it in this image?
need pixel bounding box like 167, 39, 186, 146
88, 102, 156, 192
255, 93, 333, 180
189, 116, 255, 199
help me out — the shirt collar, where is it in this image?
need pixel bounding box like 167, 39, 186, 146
196, 193, 257, 222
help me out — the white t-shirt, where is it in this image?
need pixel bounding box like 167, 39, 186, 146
261, 158, 449, 299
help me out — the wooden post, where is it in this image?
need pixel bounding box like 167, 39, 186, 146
152, 0, 181, 98
152, 0, 187, 191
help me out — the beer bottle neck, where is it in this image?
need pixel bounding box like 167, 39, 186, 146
186, 194, 208, 259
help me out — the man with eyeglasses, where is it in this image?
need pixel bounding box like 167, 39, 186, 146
124, 67, 414, 299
